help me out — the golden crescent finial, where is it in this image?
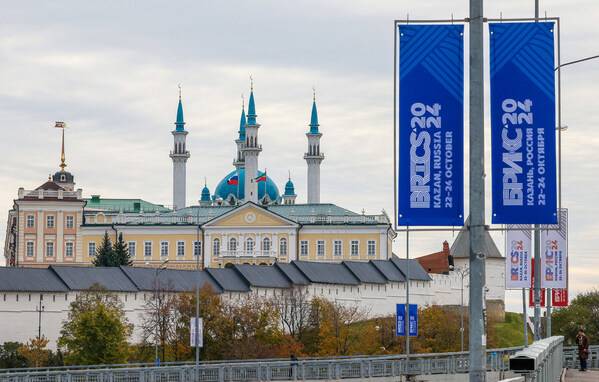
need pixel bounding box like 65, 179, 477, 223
241, 93, 245, 110
249, 75, 254, 91
312, 86, 316, 102
178, 83, 182, 100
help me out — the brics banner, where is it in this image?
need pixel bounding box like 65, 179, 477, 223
541, 209, 568, 289
504, 225, 532, 289
397, 24, 464, 226
489, 22, 558, 224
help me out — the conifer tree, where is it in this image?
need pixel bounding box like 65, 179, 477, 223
92, 232, 115, 267
113, 233, 132, 266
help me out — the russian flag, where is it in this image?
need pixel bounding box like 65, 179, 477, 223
227, 175, 239, 185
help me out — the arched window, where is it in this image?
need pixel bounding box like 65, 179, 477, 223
228, 238, 237, 252
245, 237, 254, 253
279, 238, 287, 256
213, 238, 220, 257
262, 237, 271, 252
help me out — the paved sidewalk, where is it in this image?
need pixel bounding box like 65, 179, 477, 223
565, 368, 599, 381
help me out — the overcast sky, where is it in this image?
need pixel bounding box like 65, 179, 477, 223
1, 0, 597, 312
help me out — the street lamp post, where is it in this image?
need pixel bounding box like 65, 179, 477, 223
457, 267, 469, 353
36, 298, 44, 340
152, 259, 169, 366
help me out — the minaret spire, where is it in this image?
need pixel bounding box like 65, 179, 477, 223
241, 77, 262, 203
233, 93, 247, 169
170, 86, 190, 210
304, 90, 324, 203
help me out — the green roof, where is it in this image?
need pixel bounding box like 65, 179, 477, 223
85, 196, 171, 214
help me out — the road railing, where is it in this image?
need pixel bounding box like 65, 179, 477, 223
509, 336, 564, 382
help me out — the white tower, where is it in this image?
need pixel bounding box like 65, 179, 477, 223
169, 90, 190, 210
304, 94, 324, 204
242, 84, 261, 203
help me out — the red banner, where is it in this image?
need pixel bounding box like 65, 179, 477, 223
552, 288, 568, 307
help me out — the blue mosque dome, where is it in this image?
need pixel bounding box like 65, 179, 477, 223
284, 179, 295, 196
214, 168, 280, 203
200, 184, 211, 202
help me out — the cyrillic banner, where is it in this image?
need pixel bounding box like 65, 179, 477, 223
489, 22, 558, 224
397, 24, 464, 226
541, 209, 568, 288
505, 225, 532, 289
529, 259, 546, 308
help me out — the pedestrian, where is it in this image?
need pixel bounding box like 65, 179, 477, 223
576, 328, 590, 372
289, 354, 298, 379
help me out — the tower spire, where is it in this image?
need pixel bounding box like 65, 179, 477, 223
54, 121, 67, 171
170, 88, 190, 210
175, 84, 185, 132
242, 77, 262, 203
304, 90, 324, 204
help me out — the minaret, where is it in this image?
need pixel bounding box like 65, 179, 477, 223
233, 97, 246, 169
282, 172, 297, 205
241, 79, 262, 203
304, 91, 324, 203
169, 87, 190, 210
199, 179, 212, 207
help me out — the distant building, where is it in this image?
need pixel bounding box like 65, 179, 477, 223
4, 85, 395, 269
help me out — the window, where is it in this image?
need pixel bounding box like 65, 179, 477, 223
228, 238, 237, 252
279, 238, 287, 256
26, 241, 34, 257
194, 241, 202, 257
262, 237, 271, 251
351, 240, 359, 256
65, 242, 74, 257
177, 241, 185, 257
46, 215, 55, 228
334, 240, 342, 257
128, 242, 136, 258
213, 238, 220, 257
88, 242, 96, 257
300, 240, 308, 257
317, 240, 325, 257
367, 240, 376, 256
245, 238, 254, 253
144, 241, 152, 257
26, 215, 35, 228
45, 242, 54, 257
65, 215, 74, 229
160, 241, 169, 257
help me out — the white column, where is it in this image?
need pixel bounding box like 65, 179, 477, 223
56, 211, 64, 262
36, 210, 44, 263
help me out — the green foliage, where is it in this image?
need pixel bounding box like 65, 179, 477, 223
58, 286, 132, 365
92, 232, 115, 267
92, 232, 131, 267
113, 233, 132, 266
18, 337, 50, 367
552, 290, 599, 345
0, 342, 28, 368
489, 312, 531, 348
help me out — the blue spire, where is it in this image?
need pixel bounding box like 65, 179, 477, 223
201, 184, 211, 202
309, 100, 319, 133
175, 90, 185, 132
247, 79, 257, 125
238, 107, 247, 140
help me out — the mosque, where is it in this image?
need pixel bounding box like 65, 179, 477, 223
4, 83, 397, 269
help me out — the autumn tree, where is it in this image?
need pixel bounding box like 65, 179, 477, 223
411, 306, 463, 353
18, 337, 50, 367
275, 287, 312, 341
58, 286, 132, 365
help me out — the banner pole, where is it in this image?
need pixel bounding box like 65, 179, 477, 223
405, 226, 410, 360
468, 0, 487, 380
523, 288, 528, 346
547, 288, 552, 336
531, 0, 545, 343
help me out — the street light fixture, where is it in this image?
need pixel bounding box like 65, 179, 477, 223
455, 266, 470, 353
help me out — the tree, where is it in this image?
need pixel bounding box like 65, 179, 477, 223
18, 337, 50, 368
275, 287, 312, 342
0, 342, 28, 368
92, 232, 116, 267
58, 286, 132, 365
552, 290, 599, 345
113, 233, 132, 266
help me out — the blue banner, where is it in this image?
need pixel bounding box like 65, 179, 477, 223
490, 22, 558, 224
396, 304, 418, 337
397, 24, 464, 226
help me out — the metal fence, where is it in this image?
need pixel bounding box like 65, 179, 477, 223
0, 347, 522, 382
563, 344, 599, 369
509, 336, 564, 382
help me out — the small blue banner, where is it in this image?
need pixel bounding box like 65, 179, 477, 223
397, 24, 464, 226
490, 22, 558, 224
396, 304, 418, 337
